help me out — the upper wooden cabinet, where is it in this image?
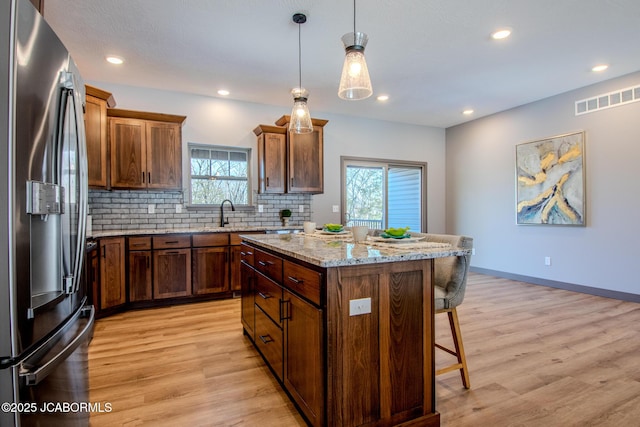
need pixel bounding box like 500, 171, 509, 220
254, 125, 286, 194
108, 109, 186, 190
275, 115, 327, 194
253, 116, 327, 194
85, 85, 116, 188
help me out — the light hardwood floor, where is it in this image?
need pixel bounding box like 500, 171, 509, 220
88, 272, 640, 426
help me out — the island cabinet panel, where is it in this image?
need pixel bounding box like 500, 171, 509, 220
254, 248, 283, 283
325, 260, 437, 427
255, 271, 283, 325
240, 258, 256, 339
284, 289, 324, 427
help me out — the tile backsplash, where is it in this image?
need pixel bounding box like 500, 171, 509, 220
88, 189, 312, 231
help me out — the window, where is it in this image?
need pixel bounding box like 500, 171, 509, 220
189, 144, 251, 205
341, 157, 426, 231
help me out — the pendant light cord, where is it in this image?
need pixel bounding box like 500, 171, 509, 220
298, 22, 302, 88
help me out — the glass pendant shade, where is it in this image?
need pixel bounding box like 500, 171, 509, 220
289, 88, 313, 134
338, 32, 373, 100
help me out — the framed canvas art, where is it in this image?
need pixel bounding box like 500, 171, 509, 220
516, 131, 585, 225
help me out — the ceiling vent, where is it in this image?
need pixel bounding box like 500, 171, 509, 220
575, 84, 640, 116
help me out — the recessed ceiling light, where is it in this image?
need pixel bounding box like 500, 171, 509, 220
376, 95, 389, 101
491, 28, 512, 40
217, 89, 230, 96
105, 56, 124, 65
463, 109, 474, 115
591, 64, 609, 72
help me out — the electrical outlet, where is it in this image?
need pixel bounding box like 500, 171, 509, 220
332, 205, 339, 213
472, 248, 476, 255
148, 204, 155, 214
349, 297, 372, 316
545, 256, 551, 266
175, 204, 182, 213
258, 204, 264, 213
298, 205, 304, 213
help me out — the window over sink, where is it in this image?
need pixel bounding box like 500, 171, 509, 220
188, 144, 251, 206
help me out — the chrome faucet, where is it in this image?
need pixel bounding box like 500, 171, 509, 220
220, 199, 235, 227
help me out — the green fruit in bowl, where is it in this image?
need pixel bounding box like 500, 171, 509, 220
324, 223, 344, 232
384, 226, 410, 236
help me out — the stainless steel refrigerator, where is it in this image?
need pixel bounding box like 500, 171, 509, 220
1, 0, 94, 426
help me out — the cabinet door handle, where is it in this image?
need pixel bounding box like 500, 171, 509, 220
290, 177, 294, 186
266, 177, 269, 187
148, 172, 151, 183
164, 241, 179, 244
259, 334, 273, 344
142, 172, 145, 183
257, 292, 272, 300
287, 276, 303, 285
280, 299, 290, 321
166, 251, 179, 254
146, 255, 150, 268
102, 247, 106, 258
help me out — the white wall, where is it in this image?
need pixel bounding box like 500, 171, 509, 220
446, 71, 640, 295
91, 82, 447, 231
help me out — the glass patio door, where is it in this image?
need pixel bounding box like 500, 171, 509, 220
342, 158, 426, 232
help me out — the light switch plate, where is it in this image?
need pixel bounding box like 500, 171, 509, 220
175, 204, 182, 213
349, 297, 372, 316
332, 205, 339, 213
298, 205, 304, 213
148, 204, 155, 214
258, 204, 264, 213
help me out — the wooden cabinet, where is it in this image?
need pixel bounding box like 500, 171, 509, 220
153, 235, 191, 299
242, 245, 324, 426
98, 237, 126, 309
253, 116, 327, 194
240, 245, 256, 338
241, 242, 439, 427
275, 115, 327, 194
192, 233, 230, 295
128, 236, 152, 302
284, 290, 324, 426
108, 109, 185, 190
254, 125, 286, 193
85, 85, 115, 188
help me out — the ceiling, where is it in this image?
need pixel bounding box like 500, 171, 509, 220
43, 0, 640, 128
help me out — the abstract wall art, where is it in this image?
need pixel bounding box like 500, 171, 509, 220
516, 131, 585, 226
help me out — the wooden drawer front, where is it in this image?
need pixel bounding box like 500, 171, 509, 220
255, 306, 283, 381
240, 243, 255, 266
283, 260, 322, 306
128, 236, 151, 251
255, 272, 283, 324
192, 233, 229, 247
152, 235, 190, 249
255, 248, 283, 282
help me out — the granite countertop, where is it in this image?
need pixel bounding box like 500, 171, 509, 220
90, 225, 303, 238
240, 233, 472, 268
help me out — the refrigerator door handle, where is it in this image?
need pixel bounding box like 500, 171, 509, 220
19, 305, 94, 386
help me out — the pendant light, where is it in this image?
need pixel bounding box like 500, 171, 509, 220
338, 0, 373, 100
289, 13, 313, 134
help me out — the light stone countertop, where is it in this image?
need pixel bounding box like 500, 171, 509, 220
240, 233, 472, 268
90, 225, 303, 238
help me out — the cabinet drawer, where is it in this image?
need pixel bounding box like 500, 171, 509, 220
255, 271, 284, 325
128, 236, 151, 251
240, 243, 255, 266
255, 305, 283, 381
283, 260, 322, 306
255, 248, 283, 282
192, 233, 229, 247
152, 235, 190, 249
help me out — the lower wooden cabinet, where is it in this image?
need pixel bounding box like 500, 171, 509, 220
284, 290, 324, 426
240, 259, 255, 338
99, 237, 126, 309
154, 248, 192, 299
192, 246, 229, 295
128, 237, 152, 302
255, 305, 284, 381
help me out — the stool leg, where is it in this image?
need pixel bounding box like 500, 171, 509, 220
448, 308, 470, 389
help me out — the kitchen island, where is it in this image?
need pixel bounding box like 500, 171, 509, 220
240, 232, 472, 427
